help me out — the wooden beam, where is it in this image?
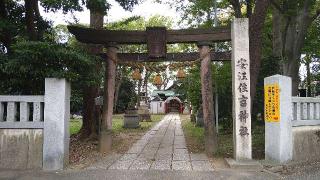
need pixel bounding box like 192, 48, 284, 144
100, 51, 231, 62
68, 26, 231, 45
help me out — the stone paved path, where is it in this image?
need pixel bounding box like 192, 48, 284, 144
90, 114, 213, 171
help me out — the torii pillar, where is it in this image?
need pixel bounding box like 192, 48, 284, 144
99, 43, 118, 153
198, 42, 218, 155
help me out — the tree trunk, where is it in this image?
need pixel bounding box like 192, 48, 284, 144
230, 0, 270, 117
80, 11, 103, 139
33, 0, 44, 40
306, 60, 311, 97
99, 45, 117, 153
144, 71, 150, 104
80, 86, 99, 139
114, 68, 123, 113
272, 6, 282, 59
272, 0, 314, 96
25, 0, 37, 40
248, 0, 270, 104
199, 45, 218, 155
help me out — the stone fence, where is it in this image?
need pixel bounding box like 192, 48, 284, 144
0, 78, 70, 171
264, 75, 320, 163
292, 97, 320, 126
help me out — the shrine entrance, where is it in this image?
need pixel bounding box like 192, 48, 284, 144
68, 18, 252, 162
164, 97, 183, 114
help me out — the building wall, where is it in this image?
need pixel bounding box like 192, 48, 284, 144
150, 101, 165, 114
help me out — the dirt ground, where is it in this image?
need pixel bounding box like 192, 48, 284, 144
68, 115, 164, 169
68, 131, 146, 169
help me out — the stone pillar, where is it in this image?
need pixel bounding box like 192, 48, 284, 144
43, 78, 70, 170
231, 18, 252, 160
264, 75, 292, 163
198, 43, 218, 154
99, 43, 117, 153
7, 102, 17, 122
19, 102, 29, 122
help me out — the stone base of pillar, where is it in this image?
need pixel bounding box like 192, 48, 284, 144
225, 158, 263, 170
98, 130, 112, 153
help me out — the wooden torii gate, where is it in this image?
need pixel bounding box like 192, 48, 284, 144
68, 18, 252, 162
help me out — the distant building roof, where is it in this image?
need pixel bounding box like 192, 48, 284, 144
151, 90, 176, 97
151, 96, 162, 101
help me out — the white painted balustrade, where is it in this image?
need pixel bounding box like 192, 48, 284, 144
292, 97, 320, 126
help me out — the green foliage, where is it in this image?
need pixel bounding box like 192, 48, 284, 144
106, 15, 174, 56
40, 0, 83, 13
156, 0, 232, 27
114, 0, 139, 11
86, 0, 110, 14
0, 1, 25, 33
112, 114, 164, 133
70, 89, 84, 113
0, 41, 99, 95
41, 0, 139, 16
176, 61, 233, 131
303, 18, 320, 56
181, 64, 202, 111
106, 15, 173, 31
85, 0, 139, 14
115, 78, 136, 113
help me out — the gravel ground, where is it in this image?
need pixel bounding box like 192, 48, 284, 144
280, 161, 320, 180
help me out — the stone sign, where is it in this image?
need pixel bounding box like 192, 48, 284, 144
232, 18, 252, 160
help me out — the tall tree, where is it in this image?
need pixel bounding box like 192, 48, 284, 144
0, 0, 82, 52
79, 0, 139, 141
229, 0, 271, 105
301, 17, 320, 96
80, 0, 106, 140
0, 0, 24, 53
271, 0, 320, 95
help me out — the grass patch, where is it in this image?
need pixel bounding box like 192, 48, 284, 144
180, 115, 205, 153
70, 114, 165, 154
70, 114, 164, 135
112, 114, 164, 134
111, 114, 164, 153
180, 114, 265, 159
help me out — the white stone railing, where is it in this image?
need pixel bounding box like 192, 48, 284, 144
292, 97, 320, 127
0, 96, 44, 128
0, 78, 70, 171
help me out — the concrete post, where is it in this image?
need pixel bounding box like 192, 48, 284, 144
231, 18, 252, 160
43, 78, 70, 170
264, 75, 293, 163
